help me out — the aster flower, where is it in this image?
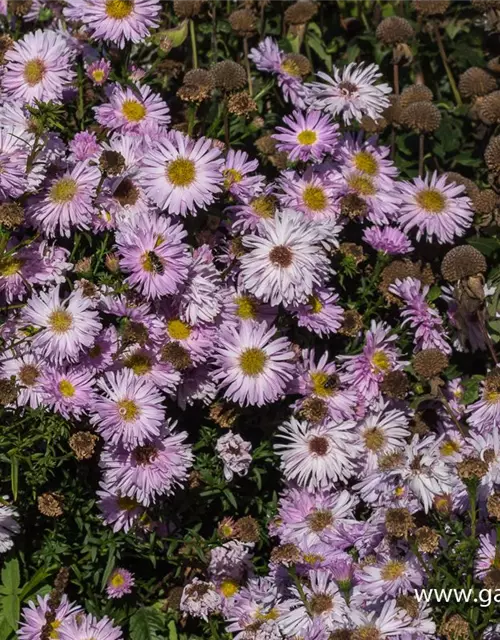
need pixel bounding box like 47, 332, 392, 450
69, 131, 101, 162
349, 599, 429, 638
41, 366, 95, 420
225, 577, 283, 640
2, 29, 75, 104
363, 225, 413, 255
97, 486, 145, 533
86, 58, 112, 85
307, 62, 392, 124
22, 286, 101, 364
339, 133, 399, 188
178, 245, 224, 326
213, 321, 295, 407
95, 83, 170, 134
398, 171, 474, 243
273, 110, 339, 162
475, 531, 497, 580
180, 578, 222, 621
356, 554, 424, 599
28, 162, 101, 237
1, 351, 44, 409
0, 503, 18, 554
19, 595, 81, 640
277, 170, 341, 222
209, 541, 254, 584
81, 326, 119, 373
162, 313, 216, 365
0, 129, 29, 199
467, 370, 500, 431
64, 0, 161, 48
59, 613, 123, 640
223, 149, 265, 200
222, 288, 277, 328
275, 417, 361, 489
106, 568, 135, 599
216, 432, 252, 481
91, 369, 165, 448
226, 187, 278, 233
338, 168, 401, 225
119, 346, 180, 394
239, 210, 331, 306
357, 404, 411, 462
140, 131, 224, 215
290, 287, 344, 338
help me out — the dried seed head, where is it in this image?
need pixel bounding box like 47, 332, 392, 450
173, 0, 204, 18
234, 516, 259, 543
160, 342, 192, 370
340, 193, 368, 219
396, 595, 420, 618
165, 586, 184, 610
339, 242, 365, 264
339, 309, 363, 337
472, 0, 500, 10
412, 349, 449, 379
459, 67, 496, 98
399, 84, 433, 110
74, 257, 92, 274
488, 56, 500, 73
298, 397, 329, 423
440, 614, 470, 640
38, 492, 64, 517
270, 543, 302, 566
400, 101, 441, 133
0, 35, 14, 65
380, 370, 409, 399
105, 252, 120, 273
385, 508, 415, 538
255, 134, 277, 155
8, 0, 32, 16
99, 150, 125, 175
284, 1, 318, 24
209, 402, 237, 428
414, 0, 450, 15
485, 135, 500, 174
282, 53, 311, 77
487, 493, 500, 519
227, 91, 258, 117
229, 8, 258, 35
178, 69, 214, 103
376, 16, 414, 45
484, 565, 500, 589
69, 432, 99, 460
0, 202, 24, 229
478, 90, 500, 124
380, 260, 434, 301
415, 526, 440, 553
471, 189, 498, 217
211, 61, 247, 92
441, 245, 487, 282
457, 456, 489, 480
383, 95, 403, 126
0, 378, 17, 405
360, 115, 387, 134
444, 171, 479, 198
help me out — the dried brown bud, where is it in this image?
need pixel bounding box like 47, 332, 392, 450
487, 493, 500, 519
457, 456, 489, 481
173, 0, 203, 18
478, 90, 500, 124
0, 378, 17, 406
376, 16, 414, 45
485, 135, 500, 174
339, 309, 363, 337
178, 69, 214, 103
161, 343, 192, 370
38, 492, 64, 518
255, 134, 277, 155
399, 84, 433, 111
415, 526, 440, 553
284, 1, 318, 24
441, 245, 487, 282
396, 594, 420, 618
385, 508, 415, 538
380, 370, 409, 399
360, 115, 387, 134
99, 150, 125, 176
440, 614, 470, 640
227, 91, 258, 117
270, 543, 302, 566
211, 61, 247, 92
234, 516, 260, 543
105, 252, 120, 273
340, 193, 368, 219
298, 397, 329, 423
69, 432, 99, 460
412, 349, 449, 379
229, 8, 258, 35
281, 53, 311, 78
459, 67, 496, 99
414, 0, 450, 15
400, 101, 441, 133
0, 202, 24, 229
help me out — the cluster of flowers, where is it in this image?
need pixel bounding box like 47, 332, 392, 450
0, 1, 497, 639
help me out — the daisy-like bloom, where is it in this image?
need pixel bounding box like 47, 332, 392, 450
338, 168, 401, 225
91, 369, 165, 448
356, 553, 424, 600
69, 131, 101, 162
215, 432, 252, 481
389, 277, 451, 354
307, 62, 391, 125
398, 172, 474, 244
225, 577, 283, 640
0, 129, 29, 199
349, 598, 432, 638
140, 131, 224, 215
81, 326, 118, 373
120, 346, 180, 394
279, 569, 349, 637
339, 133, 398, 189
116, 218, 191, 299
223, 150, 265, 201
64, 0, 161, 49
357, 404, 410, 463
29, 162, 101, 237
277, 170, 341, 222
273, 110, 339, 163
22, 286, 101, 364
275, 417, 361, 489
19, 595, 81, 640
86, 58, 112, 85
95, 83, 170, 134
100, 422, 193, 505
97, 486, 145, 533
162, 313, 216, 365
222, 288, 277, 328
1, 29, 75, 104
239, 210, 331, 306
179, 245, 224, 326
475, 531, 497, 580
180, 578, 222, 621
106, 568, 135, 599
467, 369, 500, 431
1, 351, 44, 409
0, 503, 19, 554
339, 321, 407, 402
362, 225, 413, 255
226, 187, 278, 233
59, 613, 123, 640
41, 366, 95, 420
290, 287, 344, 338
213, 321, 295, 407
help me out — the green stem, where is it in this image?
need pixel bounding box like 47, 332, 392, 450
433, 24, 462, 107
437, 387, 466, 437
419, 133, 425, 178
187, 104, 197, 137
189, 19, 198, 69
243, 37, 252, 96
469, 482, 477, 539
289, 567, 312, 617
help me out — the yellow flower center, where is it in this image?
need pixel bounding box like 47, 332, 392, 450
141, 251, 164, 274
355, 626, 381, 640
117, 495, 139, 510
363, 427, 385, 452
92, 69, 105, 83
381, 560, 406, 581
0, 256, 23, 277
251, 195, 276, 218
23, 59, 45, 86
239, 347, 267, 376
121, 99, 146, 122
302, 185, 327, 211
49, 619, 61, 639
235, 295, 259, 320
105, 0, 134, 19
281, 59, 301, 77
48, 309, 73, 333
50, 178, 78, 204
440, 440, 461, 456
416, 188, 446, 214
308, 295, 323, 314
256, 607, 279, 621
394, 486, 405, 497
371, 350, 390, 372
58, 379, 75, 398
224, 168, 243, 188
347, 174, 376, 196
486, 390, 500, 404
354, 151, 378, 175
297, 129, 318, 145
220, 579, 239, 598
124, 352, 152, 376
167, 319, 192, 340
303, 553, 323, 564
166, 157, 196, 187
111, 573, 126, 588
310, 371, 332, 397
117, 399, 139, 421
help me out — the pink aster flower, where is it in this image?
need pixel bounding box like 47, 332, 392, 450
119, 345, 180, 393
223, 149, 265, 200
398, 171, 474, 244
97, 486, 145, 533
213, 321, 295, 407
178, 245, 224, 326
274, 110, 339, 162
106, 568, 135, 599
0, 129, 29, 199
95, 83, 170, 134
339, 168, 401, 225
180, 578, 222, 621
91, 368, 165, 448
86, 58, 112, 85
225, 185, 277, 233
363, 225, 413, 255
81, 326, 118, 373
64, 0, 161, 48
28, 162, 101, 237
339, 133, 398, 189
140, 131, 224, 215
22, 286, 101, 364
290, 287, 344, 337
41, 366, 95, 419
59, 613, 123, 640
69, 131, 101, 162
277, 169, 341, 221
1, 351, 44, 409
2, 29, 75, 104
356, 553, 424, 600
19, 595, 81, 640
467, 371, 500, 431
215, 432, 252, 481
475, 531, 497, 580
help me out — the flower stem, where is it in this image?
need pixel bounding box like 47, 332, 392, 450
433, 24, 462, 107
243, 37, 253, 96
289, 567, 312, 617
477, 308, 499, 366
190, 19, 198, 69
437, 386, 466, 437
224, 103, 230, 148
418, 133, 425, 177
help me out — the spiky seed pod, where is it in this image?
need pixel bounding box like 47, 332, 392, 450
339, 309, 363, 336
177, 69, 214, 103
69, 432, 99, 460
412, 349, 449, 379
8, 0, 32, 16
380, 370, 409, 399
0, 35, 13, 65
478, 90, 500, 124
440, 615, 470, 640
284, 1, 318, 24
486, 136, 500, 174
472, 189, 499, 216
400, 101, 441, 133
227, 91, 257, 117
414, 0, 450, 15
444, 171, 479, 198
234, 516, 259, 543
99, 150, 125, 176
228, 8, 258, 36
281, 53, 311, 77
415, 526, 441, 553
0, 202, 24, 228
385, 508, 415, 538
211, 61, 247, 92
441, 245, 487, 282
459, 67, 496, 99
173, 0, 203, 18
255, 134, 277, 155
298, 397, 329, 423
38, 492, 64, 517
376, 16, 414, 45
457, 456, 489, 481
360, 114, 387, 133
160, 343, 192, 370
340, 193, 368, 219
399, 84, 433, 110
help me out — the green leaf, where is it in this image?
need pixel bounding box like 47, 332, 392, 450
9, 457, 17, 502
100, 547, 116, 592
1, 595, 19, 632
1, 561, 19, 595
467, 236, 500, 257
158, 20, 189, 48
0, 615, 13, 640
129, 607, 164, 640
168, 620, 178, 640
19, 567, 52, 601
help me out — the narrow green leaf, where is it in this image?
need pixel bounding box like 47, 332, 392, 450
1, 595, 19, 632
1, 561, 19, 595
9, 457, 18, 502
100, 547, 116, 592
